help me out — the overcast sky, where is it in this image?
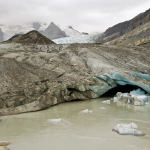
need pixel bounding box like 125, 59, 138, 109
0, 0, 150, 33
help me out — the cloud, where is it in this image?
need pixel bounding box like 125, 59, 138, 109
0, 0, 150, 33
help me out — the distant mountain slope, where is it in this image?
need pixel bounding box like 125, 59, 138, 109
0, 28, 4, 42
104, 8, 150, 43
44, 22, 66, 40
105, 21, 150, 47
4, 30, 55, 45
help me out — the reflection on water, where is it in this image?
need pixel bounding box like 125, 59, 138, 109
0, 97, 150, 150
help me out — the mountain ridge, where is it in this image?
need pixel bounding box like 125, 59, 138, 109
104, 8, 150, 42
4, 30, 55, 45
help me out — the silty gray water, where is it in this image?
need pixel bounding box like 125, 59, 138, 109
0, 97, 150, 150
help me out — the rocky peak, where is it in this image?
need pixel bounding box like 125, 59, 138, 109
4, 30, 55, 45
68, 26, 73, 29
33, 22, 41, 30
44, 22, 66, 40
0, 28, 4, 42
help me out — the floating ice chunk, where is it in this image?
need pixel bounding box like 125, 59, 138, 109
130, 89, 145, 96
47, 118, 71, 125
82, 109, 92, 113
102, 100, 110, 104
47, 118, 62, 123
115, 89, 150, 105
134, 101, 143, 106
113, 97, 118, 103
100, 107, 106, 109
122, 93, 130, 97
113, 123, 145, 136
145, 102, 149, 105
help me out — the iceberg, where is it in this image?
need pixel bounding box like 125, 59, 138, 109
113, 89, 150, 105
82, 109, 92, 113
100, 107, 106, 109
102, 100, 110, 104
47, 118, 71, 125
113, 123, 145, 136
47, 118, 62, 123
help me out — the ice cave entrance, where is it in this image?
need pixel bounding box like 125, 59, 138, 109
102, 84, 147, 97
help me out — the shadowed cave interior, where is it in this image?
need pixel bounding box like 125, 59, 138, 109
67, 84, 147, 102
101, 84, 146, 97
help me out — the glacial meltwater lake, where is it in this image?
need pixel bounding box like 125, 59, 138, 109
0, 97, 150, 150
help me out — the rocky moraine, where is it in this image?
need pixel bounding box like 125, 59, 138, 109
0, 42, 150, 115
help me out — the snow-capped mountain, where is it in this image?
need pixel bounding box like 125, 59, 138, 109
0, 22, 92, 42
0, 22, 48, 41
61, 26, 82, 36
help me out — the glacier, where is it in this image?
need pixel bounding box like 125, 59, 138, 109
53, 33, 103, 44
